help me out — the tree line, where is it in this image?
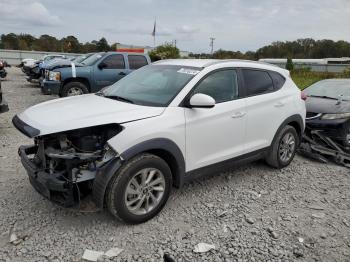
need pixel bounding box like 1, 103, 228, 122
0, 33, 116, 53
1, 33, 350, 60
191, 38, 350, 60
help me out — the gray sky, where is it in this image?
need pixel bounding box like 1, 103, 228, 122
1, 0, 350, 53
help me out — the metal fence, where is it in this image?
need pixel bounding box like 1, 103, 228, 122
268, 62, 350, 73
0, 49, 81, 65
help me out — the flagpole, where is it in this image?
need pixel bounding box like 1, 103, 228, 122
152, 17, 156, 48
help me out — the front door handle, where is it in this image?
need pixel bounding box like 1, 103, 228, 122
274, 102, 285, 108
231, 112, 246, 118
119, 72, 126, 76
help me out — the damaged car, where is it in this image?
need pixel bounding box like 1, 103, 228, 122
13, 59, 305, 224
0, 60, 7, 79
300, 79, 350, 167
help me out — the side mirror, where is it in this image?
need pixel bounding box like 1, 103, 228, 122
98, 62, 107, 70
189, 93, 215, 108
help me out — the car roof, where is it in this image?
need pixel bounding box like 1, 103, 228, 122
154, 59, 289, 75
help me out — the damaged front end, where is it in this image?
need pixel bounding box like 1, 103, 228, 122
17, 124, 122, 207
299, 127, 350, 168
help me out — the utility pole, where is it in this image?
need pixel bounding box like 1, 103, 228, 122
174, 39, 177, 48
210, 37, 215, 55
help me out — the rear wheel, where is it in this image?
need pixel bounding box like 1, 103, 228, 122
266, 125, 298, 168
106, 154, 172, 224
61, 81, 89, 97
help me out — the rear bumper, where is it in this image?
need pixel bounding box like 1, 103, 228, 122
41, 79, 61, 95
306, 118, 350, 142
18, 145, 75, 206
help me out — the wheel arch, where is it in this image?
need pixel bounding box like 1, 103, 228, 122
92, 138, 186, 209
120, 138, 186, 188
272, 114, 304, 147
61, 77, 91, 94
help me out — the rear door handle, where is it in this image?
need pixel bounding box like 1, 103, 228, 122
231, 112, 246, 118
119, 72, 126, 76
274, 102, 285, 108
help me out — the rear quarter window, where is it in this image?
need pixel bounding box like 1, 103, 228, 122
269, 71, 286, 90
242, 69, 274, 96
128, 55, 148, 69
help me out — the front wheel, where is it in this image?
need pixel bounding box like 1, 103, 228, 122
106, 154, 172, 224
266, 125, 298, 169
60, 81, 89, 97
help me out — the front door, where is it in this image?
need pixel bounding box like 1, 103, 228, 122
185, 69, 247, 171
93, 54, 128, 92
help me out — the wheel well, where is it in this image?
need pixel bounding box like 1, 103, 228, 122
62, 78, 90, 92
146, 149, 181, 188
287, 121, 302, 141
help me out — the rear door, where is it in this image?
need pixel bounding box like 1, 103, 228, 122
127, 55, 149, 71
241, 69, 287, 152
93, 54, 128, 91
185, 69, 247, 171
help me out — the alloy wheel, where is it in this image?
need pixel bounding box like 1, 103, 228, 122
67, 87, 83, 96
279, 132, 296, 162
124, 168, 165, 215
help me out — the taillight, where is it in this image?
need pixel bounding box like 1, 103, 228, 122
301, 91, 307, 101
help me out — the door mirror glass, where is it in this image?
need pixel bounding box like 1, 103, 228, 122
98, 62, 107, 70
189, 93, 215, 108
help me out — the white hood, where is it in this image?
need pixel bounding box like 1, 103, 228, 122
18, 94, 165, 136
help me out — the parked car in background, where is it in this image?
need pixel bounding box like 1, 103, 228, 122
14, 59, 305, 223
0, 82, 9, 114
304, 79, 350, 147
0, 60, 10, 67
41, 52, 151, 97
20, 58, 37, 68
0, 61, 7, 79
22, 55, 67, 82
39, 53, 94, 90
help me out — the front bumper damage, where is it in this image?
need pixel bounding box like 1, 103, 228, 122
299, 129, 350, 168
19, 145, 73, 206
19, 144, 122, 208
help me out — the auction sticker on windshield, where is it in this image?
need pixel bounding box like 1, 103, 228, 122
177, 68, 200, 75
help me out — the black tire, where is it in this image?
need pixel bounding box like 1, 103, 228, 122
60, 81, 89, 97
106, 153, 172, 224
265, 125, 299, 169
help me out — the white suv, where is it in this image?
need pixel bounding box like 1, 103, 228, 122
13, 59, 306, 224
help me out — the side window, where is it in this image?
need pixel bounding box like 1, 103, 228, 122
269, 71, 286, 90
242, 69, 274, 96
128, 55, 148, 69
193, 70, 238, 103
102, 54, 125, 69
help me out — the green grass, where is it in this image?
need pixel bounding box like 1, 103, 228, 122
291, 69, 350, 90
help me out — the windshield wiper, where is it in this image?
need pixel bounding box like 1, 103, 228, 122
308, 95, 338, 100
103, 95, 135, 104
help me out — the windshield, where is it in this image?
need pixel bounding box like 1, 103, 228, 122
304, 79, 350, 100
73, 54, 92, 64
81, 52, 104, 66
100, 64, 201, 106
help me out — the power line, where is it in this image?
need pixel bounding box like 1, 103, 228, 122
210, 37, 215, 54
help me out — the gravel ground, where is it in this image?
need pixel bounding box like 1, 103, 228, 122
0, 67, 349, 262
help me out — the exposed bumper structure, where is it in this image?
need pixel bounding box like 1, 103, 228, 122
299, 130, 350, 168
306, 117, 350, 143
19, 145, 74, 206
